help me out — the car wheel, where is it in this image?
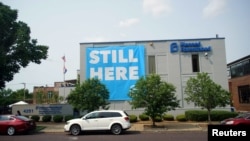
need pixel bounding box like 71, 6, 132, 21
7, 126, 15, 136
70, 124, 81, 136
111, 124, 122, 135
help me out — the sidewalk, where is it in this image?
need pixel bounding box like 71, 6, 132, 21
36, 121, 214, 133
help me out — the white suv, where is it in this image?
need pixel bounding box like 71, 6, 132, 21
64, 110, 131, 135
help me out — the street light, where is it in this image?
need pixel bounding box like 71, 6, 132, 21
21, 83, 26, 101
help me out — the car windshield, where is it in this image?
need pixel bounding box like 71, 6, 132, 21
235, 113, 250, 118
15, 115, 30, 121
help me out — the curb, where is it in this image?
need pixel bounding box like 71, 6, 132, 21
36, 121, 210, 133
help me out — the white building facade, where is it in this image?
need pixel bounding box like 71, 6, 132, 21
80, 37, 229, 115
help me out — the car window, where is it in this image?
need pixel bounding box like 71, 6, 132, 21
16, 116, 30, 121
245, 114, 250, 119
110, 112, 122, 117
98, 112, 109, 118
236, 113, 250, 118
85, 112, 99, 119
0, 115, 10, 121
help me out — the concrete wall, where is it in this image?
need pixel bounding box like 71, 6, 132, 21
12, 104, 73, 116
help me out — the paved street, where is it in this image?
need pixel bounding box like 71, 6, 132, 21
36, 120, 212, 133
0, 121, 215, 141
0, 131, 208, 141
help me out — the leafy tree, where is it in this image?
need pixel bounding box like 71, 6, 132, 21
24, 90, 33, 102
34, 90, 59, 104
184, 72, 230, 123
0, 88, 14, 107
0, 2, 48, 89
35, 90, 44, 104
129, 74, 180, 126
46, 91, 59, 104
50, 91, 59, 104
59, 96, 64, 103
0, 88, 31, 109
11, 89, 30, 101
67, 78, 110, 113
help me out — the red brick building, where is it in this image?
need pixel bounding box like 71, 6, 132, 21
33, 80, 77, 104
228, 55, 250, 112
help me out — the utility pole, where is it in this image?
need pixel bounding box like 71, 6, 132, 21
21, 83, 26, 101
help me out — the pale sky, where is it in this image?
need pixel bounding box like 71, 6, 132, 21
2, 0, 250, 92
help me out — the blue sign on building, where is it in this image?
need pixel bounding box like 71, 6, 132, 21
86, 45, 145, 100
170, 41, 211, 53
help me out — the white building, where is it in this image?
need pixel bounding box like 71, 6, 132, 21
79, 36, 229, 115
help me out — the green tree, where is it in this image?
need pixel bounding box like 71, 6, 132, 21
34, 90, 59, 104
35, 90, 44, 104
59, 96, 64, 103
0, 88, 14, 107
0, 2, 48, 89
51, 91, 59, 103
11, 89, 29, 101
129, 74, 180, 126
0, 88, 31, 108
24, 91, 33, 102
67, 78, 110, 113
184, 72, 230, 123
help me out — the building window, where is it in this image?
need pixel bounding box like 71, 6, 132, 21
230, 59, 250, 78
227, 67, 231, 78
192, 54, 200, 72
148, 56, 156, 74
238, 85, 250, 104
47, 91, 53, 99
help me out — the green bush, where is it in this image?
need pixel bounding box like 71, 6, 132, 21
176, 114, 187, 122
163, 114, 174, 121
53, 115, 63, 123
139, 114, 150, 121
31, 115, 40, 122
210, 110, 238, 121
64, 115, 74, 122
185, 110, 207, 121
129, 115, 138, 123
154, 116, 162, 122
42, 115, 52, 122
185, 110, 238, 121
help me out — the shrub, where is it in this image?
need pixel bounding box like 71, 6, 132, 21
210, 110, 238, 121
42, 115, 52, 122
154, 116, 162, 122
53, 115, 63, 123
185, 110, 207, 121
64, 115, 74, 122
139, 114, 150, 121
185, 110, 239, 121
163, 114, 174, 121
129, 115, 138, 123
176, 114, 187, 122
31, 115, 40, 122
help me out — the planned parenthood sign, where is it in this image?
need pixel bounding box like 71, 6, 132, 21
86, 45, 145, 100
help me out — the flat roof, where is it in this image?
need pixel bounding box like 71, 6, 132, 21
227, 55, 250, 66
80, 37, 225, 45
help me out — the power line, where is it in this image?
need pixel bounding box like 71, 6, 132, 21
6, 83, 54, 86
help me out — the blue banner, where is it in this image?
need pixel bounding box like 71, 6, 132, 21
86, 45, 145, 100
